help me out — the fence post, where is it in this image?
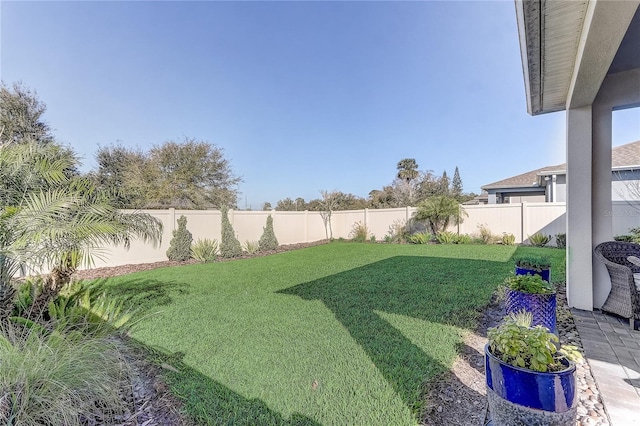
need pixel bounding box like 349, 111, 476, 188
304, 210, 309, 243
169, 208, 176, 232
521, 202, 527, 243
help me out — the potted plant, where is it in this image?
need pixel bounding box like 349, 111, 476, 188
514, 254, 551, 282
485, 313, 581, 426
503, 274, 556, 333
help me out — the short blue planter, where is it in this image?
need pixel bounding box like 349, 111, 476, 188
515, 266, 550, 282
505, 288, 557, 333
485, 344, 577, 425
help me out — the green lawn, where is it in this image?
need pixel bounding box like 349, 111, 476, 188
100, 242, 565, 425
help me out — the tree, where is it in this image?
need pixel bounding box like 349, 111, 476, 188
262, 202, 273, 211
0, 82, 54, 145
415, 171, 440, 201
258, 215, 279, 251
318, 190, 340, 239
91, 139, 241, 209
397, 158, 419, 202
219, 205, 242, 258
414, 195, 467, 235
452, 166, 463, 200
276, 198, 297, 211
3, 176, 163, 319
166, 215, 193, 261
90, 144, 146, 208
439, 170, 450, 196
396, 158, 419, 184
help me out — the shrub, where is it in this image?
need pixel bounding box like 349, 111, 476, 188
220, 206, 242, 258
408, 232, 432, 244
166, 215, 193, 261
243, 240, 259, 254
501, 233, 516, 246
435, 231, 457, 244
0, 320, 131, 425
615, 227, 640, 243
349, 221, 370, 243
369, 235, 376, 243
478, 224, 493, 244
383, 235, 393, 244
555, 233, 566, 249
528, 232, 551, 247
258, 215, 279, 251
454, 233, 472, 244
42, 280, 136, 334
192, 238, 219, 263
387, 219, 409, 244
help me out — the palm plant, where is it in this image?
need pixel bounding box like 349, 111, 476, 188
414, 195, 468, 235
0, 142, 163, 319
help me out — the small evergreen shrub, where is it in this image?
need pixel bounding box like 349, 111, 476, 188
555, 233, 566, 249
501, 233, 516, 246
166, 215, 193, 261
192, 238, 219, 263
614, 234, 634, 242
258, 215, 279, 251
220, 206, 242, 258
243, 240, 259, 254
528, 232, 551, 247
369, 235, 377, 243
349, 221, 370, 242
435, 231, 457, 244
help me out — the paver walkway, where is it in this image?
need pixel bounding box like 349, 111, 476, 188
572, 309, 640, 425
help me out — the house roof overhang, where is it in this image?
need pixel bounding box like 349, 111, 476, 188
516, 0, 640, 116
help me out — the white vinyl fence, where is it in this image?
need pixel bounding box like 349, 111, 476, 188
88, 201, 640, 269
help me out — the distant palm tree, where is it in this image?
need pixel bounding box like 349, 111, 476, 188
396, 158, 419, 184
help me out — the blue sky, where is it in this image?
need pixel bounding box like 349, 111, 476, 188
2, 1, 639, 209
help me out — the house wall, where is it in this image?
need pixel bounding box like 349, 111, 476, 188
612, 169, 640, 201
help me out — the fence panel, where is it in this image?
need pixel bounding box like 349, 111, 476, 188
77, 202, 640, 269
460, 204, 523, 242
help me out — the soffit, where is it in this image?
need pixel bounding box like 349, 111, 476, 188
517, 0, 640, 115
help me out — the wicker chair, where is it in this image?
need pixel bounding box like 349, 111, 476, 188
594, 241, 640, 330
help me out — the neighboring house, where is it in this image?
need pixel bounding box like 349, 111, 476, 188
482, 140, 640, 204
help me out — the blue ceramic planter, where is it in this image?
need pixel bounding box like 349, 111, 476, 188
515, 266, 550, 282
505, 288, 557, 333
485, 344, 577, 412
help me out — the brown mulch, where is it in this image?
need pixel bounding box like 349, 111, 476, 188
422, 296, 504, 426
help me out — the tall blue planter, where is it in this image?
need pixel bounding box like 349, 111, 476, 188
485, 344, 577, 425
515, 266, 550, 282
505, 288, 557, 333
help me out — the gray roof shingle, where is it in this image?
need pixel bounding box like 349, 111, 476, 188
482, 140, 640, 190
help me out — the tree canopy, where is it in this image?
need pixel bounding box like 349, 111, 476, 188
92, 139, 242, 209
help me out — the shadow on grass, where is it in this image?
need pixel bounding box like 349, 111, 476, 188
140, 344, 322, 426
278, 255, 510, 416
92, 278, 190, 314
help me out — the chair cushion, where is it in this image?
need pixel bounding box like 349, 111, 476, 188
633, 273, 640, 293
628, 256, 640, 267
